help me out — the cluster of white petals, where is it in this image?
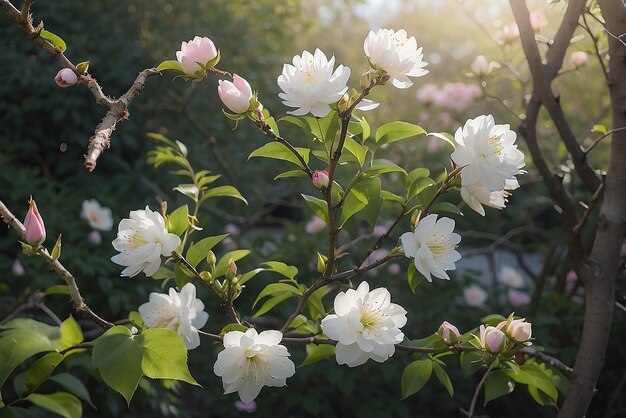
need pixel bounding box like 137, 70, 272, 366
111, 206, 180, 277
81, 199, 113, 231
321, 281, 407, 367
138, 283, 208, 350
451, 115, 525, 193
401, 214, 461, 282
460, 178, 519, 216
214, 329, 295, 403
277, 49, 350, 117
364, 28, 428, 89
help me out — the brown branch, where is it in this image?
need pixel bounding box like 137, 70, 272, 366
467, 362, 495, 418
0, 0, 160, 171
520, 347, 576, 380
0, 199, 114, 329
573, 179, 605, 236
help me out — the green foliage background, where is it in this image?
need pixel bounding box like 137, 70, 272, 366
1, 0, 624, 417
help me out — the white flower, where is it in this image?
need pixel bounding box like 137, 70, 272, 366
499, 266, 524, 288
570, 51, 588, 69
463, 285, 487, 307
81, 199, 113, 231
320, 281, 407, 367
111, 206, 180, 277
277, 48, 350, 117
470, 55, 500, 77
451, 114, 525, 192
364, 28, 428, 89
213, 329, 295, 403
460, 178, 519, 216
138, 283, 208, 350
400, 214, 461, 282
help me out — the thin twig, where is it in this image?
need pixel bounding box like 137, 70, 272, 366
573, 179, 605, 236
467, 362, 495, 418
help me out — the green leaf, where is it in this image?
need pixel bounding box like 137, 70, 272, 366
407, 177, 435, 203
261, 261, 299, 280
200, 185, 247, 205
253, 293, 295, 317
173, 184, 198, 201
274, 170, 309, 180
300, 344, 335, 367
215, 250, 251, 277
25, 392, 81, 418
49, 373, 95, 408
430, 202, 462, 216
248, 142, 310, 168
360, 116, 371, 141
433, 362, 454, 397
151, 266, 175, 281
156, 60, 184, 73
185, 234, 229, 268
137, 329, 197, 385
503, 364, 558, 405
92, 326, 143, 404
363, 160, 407, 177
59, 316, 83, 350
591, 124, 607, 135
40, 31, 67, 52
343, 137, 367, 166
278, 115, 308, 130
401, 360, 433, 399
167, 205, 189, 236
485, 369, 515, 404
253, 283, 303, 308
375, 121, 426, 145
480, 314, 507, 326
427, 132, 456, 149
238, 268, 264, 286
0, 330, 54, 389
265, 116, 280, 136
43, 285, 71, 297
305, 112, 339, 143
460, 351, 484, 377
19, 352, 64, 397
339, 177, 382, 227
380, 190, 405, 204
301, 194, 328, 223
407, 263, 425, 294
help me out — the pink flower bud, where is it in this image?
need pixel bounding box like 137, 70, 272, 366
570, 51, 588, 69
23, 197, 46, 246
176, 36, 218, 76
311, 170, 330, 189
438, 321, 460, 344
479, 325, 506, 353
218, 74, 253, 114
54, 68, 78, 88
229, 259, 237, 276
88, 230, 102, 245
11, 259, 25, 277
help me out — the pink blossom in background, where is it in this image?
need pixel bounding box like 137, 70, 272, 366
305, 216, 326, 234
234, 400, 257, 413
416, 83, 439, 104
463, 285, 487, 307
366, 249, 389, 267
373, 224, 388, 237
11, 259, 25, 277
387, 263, 401, 275
507, 289, 531, 307
495, 23, 520, 44
88, 230, 102, 245
570, 51, 588, 69
566, 270, 577, 283
434, 83, 481, 112
437, 112, 453, 127
499, 266, 524, 288
225, 224, 240, 235
427, 138, 440, 154
529, 11, 548, 31
620, 243, 626, 257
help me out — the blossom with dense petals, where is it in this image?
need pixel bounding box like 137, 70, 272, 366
138, 283, 208, 350
478, 325, 506, 353
463, 285, 487, 307
364, 28, 428, 89
81, 199, 113, 231
451, 114, 525, 192
214, 329, 295, 403
277, 48, 350, 117
218, 74, 254, 114
498, 318, 532, 342
54, 68, 78, 88
111, 206, 180, 277
176, 36, 218, 76
460, 178, 519, 216
321, 281, 407, 367
400, 214, 461, 282
23, 198, 46, 246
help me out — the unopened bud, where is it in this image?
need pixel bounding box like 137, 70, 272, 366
54, 68, 78, 88
206, 250, 217, 266
311, 170, 330, 189
76, 61, 90, 74
23, 197, 46, 246
317, 252, 328, 273
225, 259, 237, 280
437, 321, 460, 345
